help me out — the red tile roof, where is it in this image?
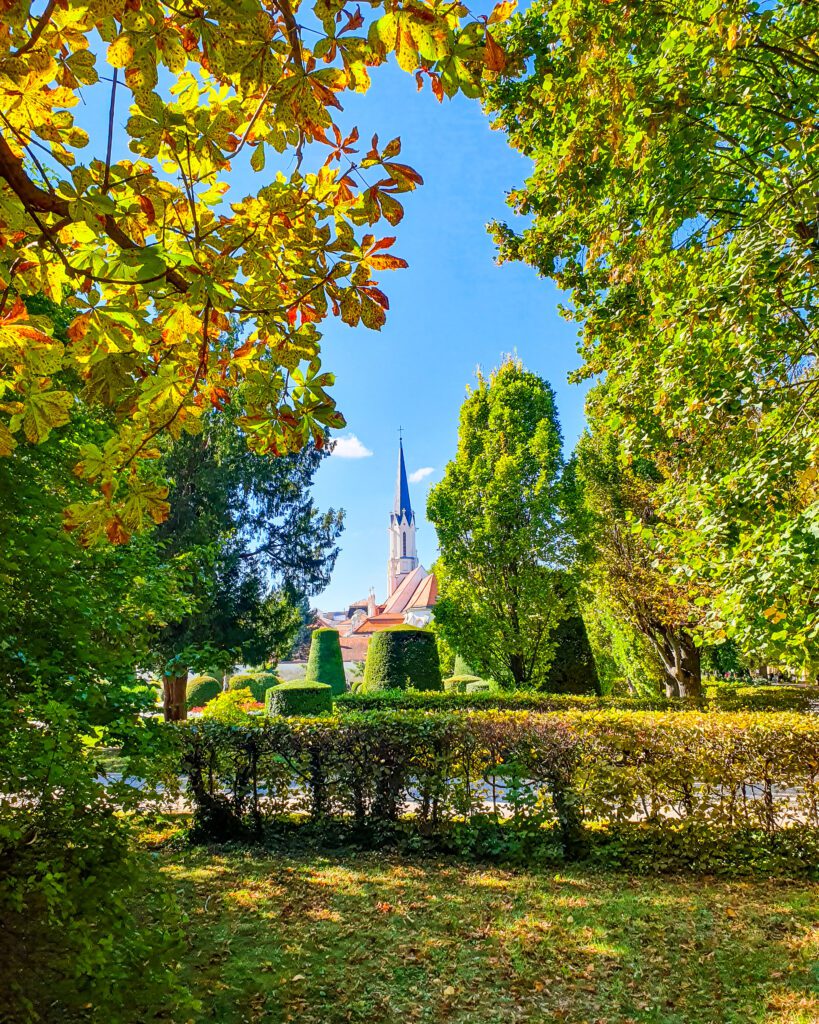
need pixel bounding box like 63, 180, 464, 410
352, 614, 405, 634
338, 635, 370, 662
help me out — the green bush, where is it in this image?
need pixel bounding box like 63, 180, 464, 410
465, 680, 492, 693
454, 654, 477, 677
202, 688, 261, 725
186, 674, 221, 709
266, 680, 333, 716
712, 685, 817, 713
305, 628, 347, 695
362, 626, 442, 692
543, 614, 601, 695
228, 671, 280, 703
444, 674, 481, 693
335, 686, 819, 714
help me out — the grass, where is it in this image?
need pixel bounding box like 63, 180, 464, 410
143, 837, 819, 1024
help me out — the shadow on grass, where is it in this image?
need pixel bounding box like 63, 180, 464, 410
147, 842, 819, 1024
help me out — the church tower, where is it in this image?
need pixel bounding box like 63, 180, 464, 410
388, 437, 418, 595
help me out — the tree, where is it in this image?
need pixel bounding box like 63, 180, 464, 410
427, 357, 575, 688
151, 402, 343, 719
485, 0, 819, 669
0, 305, 193, 1020
571, 404, 707, 698
0, 0, 509, 544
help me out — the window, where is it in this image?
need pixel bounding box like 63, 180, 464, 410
402, 532, 407, 557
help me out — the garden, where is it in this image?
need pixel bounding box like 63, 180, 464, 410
2, 0, 819, 1021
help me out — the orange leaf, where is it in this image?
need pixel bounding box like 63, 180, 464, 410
484, 31, 506, 72
368, 254, 408, 270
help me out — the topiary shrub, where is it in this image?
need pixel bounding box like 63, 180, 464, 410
454, 655, 477, 677
266, 680, 333, 716
444, 674, 481, 693
362, 626, 442, 692
543, 615, 601, 695
186, 674, 221, 710
228, 671, 280, 703
305, 628, 346, 695
465, 680, 492, 693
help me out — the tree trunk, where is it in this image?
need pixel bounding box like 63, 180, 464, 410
163, 671, 188, 721
658, 630, 702, 699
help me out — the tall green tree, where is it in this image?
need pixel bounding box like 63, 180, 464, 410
152, 403, 343, 718
485, 0, 819, 669
427, 357, 575, 688
0, 307, 192, 1019
572, 402, 708, 698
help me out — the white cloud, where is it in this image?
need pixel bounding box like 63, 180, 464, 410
409, 466, 434, 484
330, 434, 373, 459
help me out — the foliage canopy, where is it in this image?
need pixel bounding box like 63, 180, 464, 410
0, 0, 508, 543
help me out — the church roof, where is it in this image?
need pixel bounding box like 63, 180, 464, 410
382, 565, 438, 614
383, 565, 427, 613
393, 438, 413, 523
351, 614, 405, 634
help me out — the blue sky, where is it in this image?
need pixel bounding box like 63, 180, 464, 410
305, 65, 590, 609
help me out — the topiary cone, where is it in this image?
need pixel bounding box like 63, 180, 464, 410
305, 628, 346, 695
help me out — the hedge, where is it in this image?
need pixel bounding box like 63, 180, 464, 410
185, 675, 221, 710
305, 629, 346, 695
180, 709, 819, 871
444, 675, 482, 693
228, 671, 280, 703
266, 681, 333, 717
335, 686, 819, 715
362, 626, 442, 692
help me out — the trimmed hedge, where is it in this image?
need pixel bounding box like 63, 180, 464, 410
444, 674, 481, 693
228, 671, 280, 703
335, 686, 819, 715
362, 626, 442, 692
453, 655, 477, 677
266, 681, 333, 717
186, 675, 221, 710
465, 680, 492, 693
180, 709, 819, 872
305, 629, 346, 695
543, 614, 601, 695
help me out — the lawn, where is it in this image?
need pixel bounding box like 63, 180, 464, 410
145, 842, 819, 1024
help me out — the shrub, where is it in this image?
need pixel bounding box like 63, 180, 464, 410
362, 626, 442, 692
266, 681, 333, 717
712, 685, 817, 713
454, 654, 477, 677
202, 688, 262, 725
465, 680, 492, 693
179, 708, 819, 873
305, 629, 346, 695
186, 674, 221, 710
228, 671, 280, 703
543, 614, 601, 695
335, 686, 819, 715
444, 674, 481, 693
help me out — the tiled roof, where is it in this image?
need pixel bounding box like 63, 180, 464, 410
382, 565, 428, 613
352, 614, 405, 634
338, 635, 370, 662
408, 572, 437, 609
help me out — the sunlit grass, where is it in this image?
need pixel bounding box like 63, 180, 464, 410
139, 840, 819, 1023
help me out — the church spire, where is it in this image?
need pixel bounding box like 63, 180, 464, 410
394, 436, 413, 523
388, 434, 418, 595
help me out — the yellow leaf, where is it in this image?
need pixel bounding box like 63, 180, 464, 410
488, 0, 517, 25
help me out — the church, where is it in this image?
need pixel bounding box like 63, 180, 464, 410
314, 438, 438, 663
